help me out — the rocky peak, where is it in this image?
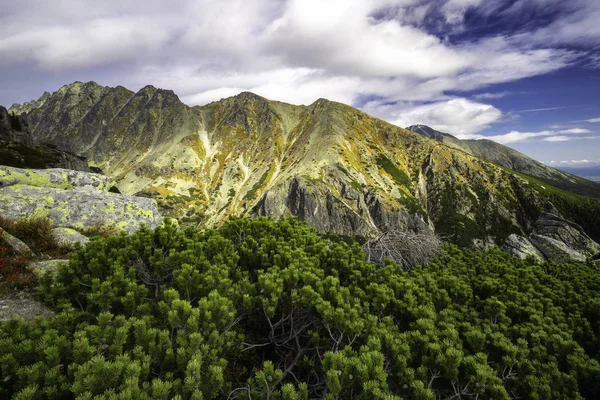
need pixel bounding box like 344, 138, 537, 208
0, 106, 32, 146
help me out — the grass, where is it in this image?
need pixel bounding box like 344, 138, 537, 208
0, 216, 72, 258
376, 154, 412, 189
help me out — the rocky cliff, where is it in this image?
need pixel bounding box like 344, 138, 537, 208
8, 82, 600, 253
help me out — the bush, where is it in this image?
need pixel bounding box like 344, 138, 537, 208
0, 218, 598, 399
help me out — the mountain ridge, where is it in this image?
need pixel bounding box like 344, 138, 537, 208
406, 124, 600, 198
6, 82, 600, 251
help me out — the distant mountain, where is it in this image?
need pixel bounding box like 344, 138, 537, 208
556, 166, 600, 183
6, 82, 600, 248
407, 124, 600, 198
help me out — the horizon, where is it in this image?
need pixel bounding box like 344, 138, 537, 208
1, 0, 599, 166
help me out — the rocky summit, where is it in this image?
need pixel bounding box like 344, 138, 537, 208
6, 82, 600, 257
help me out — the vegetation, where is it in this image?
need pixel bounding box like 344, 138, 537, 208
0, 241, 36, 296
0, 218, 598, 399
375, 154, 412, 189
0, 216, 72, 258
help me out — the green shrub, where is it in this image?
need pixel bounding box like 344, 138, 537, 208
0, 218, 598, 399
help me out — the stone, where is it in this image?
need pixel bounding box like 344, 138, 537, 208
0, 297, 54, 322
52, 227, 90, 247
503, 234, 545, 263
0, 229, 34, 258
29, 259, 69, 275
529, 234, 587, 263
534, 212, 600, 257
0, 184, 162, 234
0, 166, 115, 191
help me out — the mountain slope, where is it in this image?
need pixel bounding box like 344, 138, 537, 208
407, 124, 600, 198
8, 82, 600, 248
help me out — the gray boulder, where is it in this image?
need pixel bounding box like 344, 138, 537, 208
0, 229, 34, 258
529, 233, 587, 263
0, 184, 161, 234
534, 213, 600, 257
52, 227, 90, 247
0, 166, 115, 191
29, 259, 69, 275
504, 234, 545, 263
0, 297, 54, 322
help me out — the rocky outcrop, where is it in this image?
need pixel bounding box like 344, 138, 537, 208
504, 234, 545, 263
0, 166, 115, 190
504, 213, 600, 263
0, 166, 161, 234
0, 106, 32, 146
0, 185, 161, 234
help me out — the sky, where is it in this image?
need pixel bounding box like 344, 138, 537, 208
1, 0, 599, 166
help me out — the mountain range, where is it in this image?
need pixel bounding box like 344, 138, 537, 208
6, 81, 600, 250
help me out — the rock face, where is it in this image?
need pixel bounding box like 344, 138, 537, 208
0, 184, 161, 234
0, 106, 32, 146
504, 234, 545, 263
504, 213, 600, 263
0, 167, 161, 234
7, 82, 600, 249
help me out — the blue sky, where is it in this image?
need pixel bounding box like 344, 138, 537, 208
0, 0, 599, 166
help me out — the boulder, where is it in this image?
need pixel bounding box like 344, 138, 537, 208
0, 166, 115, 191
534, 213, 600, 257
52, 227, 90, 247
0, 184, 161, 234
0, 229, 34, 258
529, 234, 587, 263
0, 297, 54, 322
29, 259, 69, 275
503, 234, 545, 263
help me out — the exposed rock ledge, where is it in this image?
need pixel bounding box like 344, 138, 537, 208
504, 213, 600, 263
0, 166, 161, 234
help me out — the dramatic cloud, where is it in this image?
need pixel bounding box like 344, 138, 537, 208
0, 0, 599, 138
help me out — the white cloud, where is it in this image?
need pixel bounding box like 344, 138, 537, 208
486, 129, 599, 144
0, 0, 598, 140
473, 91, 514, 100
558, 128, 591, 134
362, 97, 501, 137
584, 117, 600, 123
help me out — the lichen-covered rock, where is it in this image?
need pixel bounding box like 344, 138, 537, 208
0, 166, 115, 191
0, 229, 34, 258
52, 227, 90, 246
0, 184, 161, 233
0, 297, 54, 322
529, 234, 587, 263
503, 234, 545, 262
533, 213, 600, 257
28, 259, 68, 275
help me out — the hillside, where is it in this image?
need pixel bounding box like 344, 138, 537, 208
407, 124, 600, 198
8, 82, 600, 250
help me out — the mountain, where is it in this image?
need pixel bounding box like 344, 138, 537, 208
407, 124, 600, 198
7, 82, 600, 250
557, 166, 600, 183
